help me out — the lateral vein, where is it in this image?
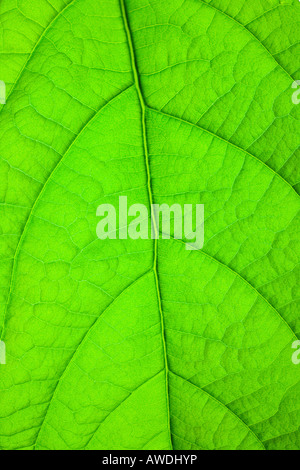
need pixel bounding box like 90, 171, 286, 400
0, 85, 134, 341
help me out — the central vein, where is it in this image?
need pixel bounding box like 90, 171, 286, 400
119, 0, 173, 449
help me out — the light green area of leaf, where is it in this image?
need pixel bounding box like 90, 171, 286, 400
0, 0, 299, 450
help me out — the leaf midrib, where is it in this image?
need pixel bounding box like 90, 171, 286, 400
119, 0, 173, 451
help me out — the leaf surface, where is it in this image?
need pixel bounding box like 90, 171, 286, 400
0, 0, 300, 450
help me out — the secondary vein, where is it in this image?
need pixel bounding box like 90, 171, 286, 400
0, 0, 77, 119
0, 85, 134, 342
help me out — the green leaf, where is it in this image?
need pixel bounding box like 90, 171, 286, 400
0, 0, 300, 450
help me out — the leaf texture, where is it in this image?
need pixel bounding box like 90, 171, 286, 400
0, 0, 300, 450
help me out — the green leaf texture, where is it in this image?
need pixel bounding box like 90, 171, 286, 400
0, 0, 300, 450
